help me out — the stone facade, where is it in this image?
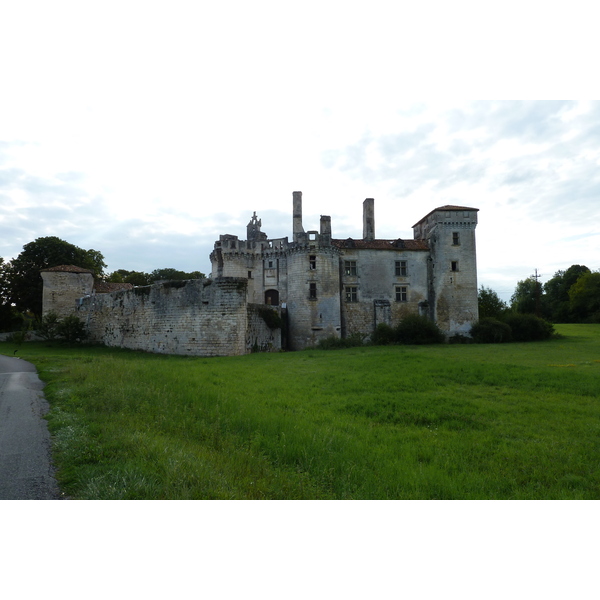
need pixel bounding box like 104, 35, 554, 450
41, 191, 479, 356
211, 192, 479, 349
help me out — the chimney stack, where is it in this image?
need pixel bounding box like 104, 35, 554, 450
293, 191, 304, 243
363, 198, 375, 240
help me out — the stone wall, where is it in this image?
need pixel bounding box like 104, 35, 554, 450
41, 270, 94, 319
75, 277, 280, 357
339, 248, 430, 337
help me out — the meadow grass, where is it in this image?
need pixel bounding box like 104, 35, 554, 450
2, 324, 599, 499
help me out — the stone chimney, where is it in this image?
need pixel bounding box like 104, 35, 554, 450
320, 215, 331, 245
293, 191, 304, 243
363, 198, 375, 240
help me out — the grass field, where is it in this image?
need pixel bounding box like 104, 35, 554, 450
2, 323, 599, 499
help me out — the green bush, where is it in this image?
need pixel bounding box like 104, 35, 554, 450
394, 314, 445, 345
317, 333, 366, 350
56, 315, 88, 344
503, 313, 555, 342
371, 323, 396, 346
470, 318, 512, 343
38, 312, 61, 341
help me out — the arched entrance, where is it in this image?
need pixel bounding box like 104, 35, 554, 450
265, 289, 279, 306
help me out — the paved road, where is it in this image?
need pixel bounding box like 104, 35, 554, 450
0, 354, 61, 500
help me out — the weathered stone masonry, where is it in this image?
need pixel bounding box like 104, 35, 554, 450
45, 276, 281, 357
41, 192, 479, 356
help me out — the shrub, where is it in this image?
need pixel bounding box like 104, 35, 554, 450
394, 315, 445, 345
56, 315, 88, 343
503, 313, 555, 342
371, 323, 396, 346
317, 333, 366, 350
38, 312, 61, 341
470, 318, 512, 343
448, 333, 473, 344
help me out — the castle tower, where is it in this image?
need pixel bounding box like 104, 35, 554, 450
413, 206, 479, 335
40, 265, 94, 318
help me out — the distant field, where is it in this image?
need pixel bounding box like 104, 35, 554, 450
2, 323, 599, 499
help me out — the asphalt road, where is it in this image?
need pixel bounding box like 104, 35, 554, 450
0, 354, 61, 500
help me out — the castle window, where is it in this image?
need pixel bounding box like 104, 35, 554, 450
268, 260, 274, 268
395, 260, 407, 276
248, 271, 252, 279
345, 286, 358, 302
309, 283, 317, 299
395, 286, 408, 302
309, 255, 316, 270
451, 261, 459, 272
344, 260, 357, 276
452, 232, 460, 246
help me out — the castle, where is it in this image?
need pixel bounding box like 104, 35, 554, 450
211, 192, 478, 350
41, 192, 479, 355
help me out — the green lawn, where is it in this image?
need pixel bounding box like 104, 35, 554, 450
2, 323, 599, 499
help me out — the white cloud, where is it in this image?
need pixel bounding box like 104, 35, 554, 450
1, 4, 599, 301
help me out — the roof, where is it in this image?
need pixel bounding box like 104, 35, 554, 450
332, 239, 429, 251
413, 205, 479, 228
93, 281, 134, 293
40, 264, 94, 274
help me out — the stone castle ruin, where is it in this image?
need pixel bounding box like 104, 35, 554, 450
41, 192, 479, 356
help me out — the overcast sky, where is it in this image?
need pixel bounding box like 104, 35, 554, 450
1, 2, 598, 302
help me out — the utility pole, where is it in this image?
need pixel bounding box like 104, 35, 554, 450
531, 268, 541, 317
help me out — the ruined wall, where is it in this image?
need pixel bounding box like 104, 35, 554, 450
246, 304, 283, 353
76, 277, 278, 357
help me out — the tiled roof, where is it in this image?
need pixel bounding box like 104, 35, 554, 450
40, 264, 94, 274
332, 239, 429, 251
93, 281, 134, 293
413, 205, 479, 227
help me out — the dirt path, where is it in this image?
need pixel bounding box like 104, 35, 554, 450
0, 354, 61, 500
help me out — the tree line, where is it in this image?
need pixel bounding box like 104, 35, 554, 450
479, 264, 600, 324
1, 236, 205, 331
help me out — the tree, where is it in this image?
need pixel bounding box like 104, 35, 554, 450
568, 271, 600, 322
6, 237, 106, 316
544, 265, 590, 322
106, 270, 152, 286
478, 286, 507, 319
510, 277, 547, 316
149, 268, 205, 282
0, 257, 23, 331
106, 268, 205, 286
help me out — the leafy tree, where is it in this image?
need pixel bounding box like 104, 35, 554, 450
0, 258, 22, 331
544, 264, 590, 322
568, 271, 600, 322
6, 237, 106, 316
106, 270, 152, 286
510, 277, 547, 317
478, 286, 508, 319
149, 268, 205, 282
106, 268, 205, 286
